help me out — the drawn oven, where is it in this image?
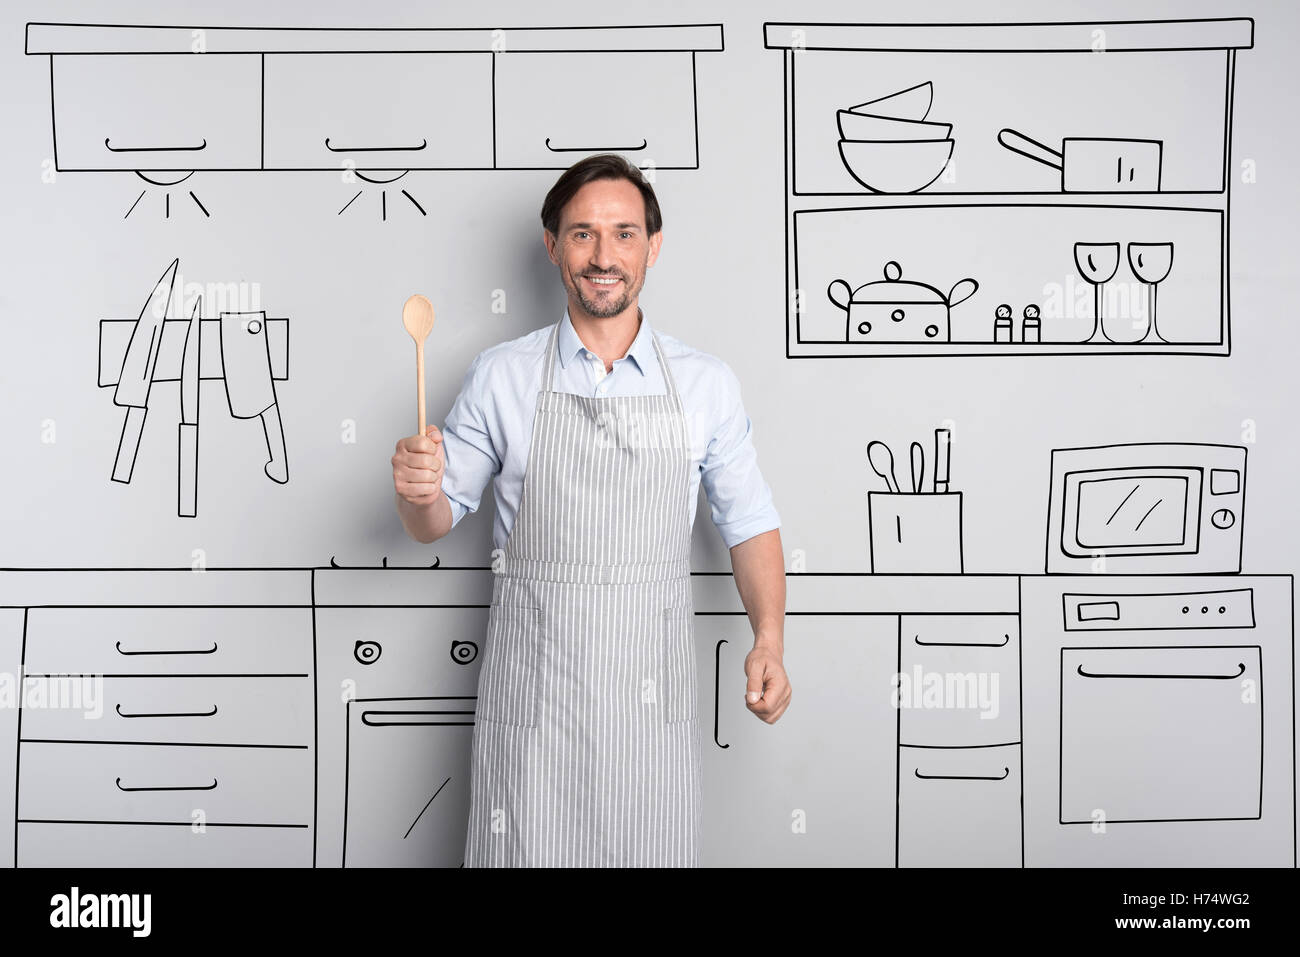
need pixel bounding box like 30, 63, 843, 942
1046, 443, 1245, 574
343, 696, 476, 867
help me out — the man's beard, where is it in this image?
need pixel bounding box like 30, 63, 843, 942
570, 268, 641, 318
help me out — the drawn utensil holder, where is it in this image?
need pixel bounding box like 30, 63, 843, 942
868, 491, 964, 573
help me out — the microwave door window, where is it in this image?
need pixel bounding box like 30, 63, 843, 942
1074, 474, 1193, 552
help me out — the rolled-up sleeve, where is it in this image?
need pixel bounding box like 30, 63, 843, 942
439, 351, 502, 528
699, 359, 781, 548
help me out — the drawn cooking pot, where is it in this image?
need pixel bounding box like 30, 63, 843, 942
827, 261, 978, 343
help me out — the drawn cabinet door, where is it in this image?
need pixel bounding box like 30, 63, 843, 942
493, 52, 699, 169
50, 53, 262, 171
262, 53, 495, 171
698, 614, 898, 866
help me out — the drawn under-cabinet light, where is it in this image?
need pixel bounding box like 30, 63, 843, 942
337, 170, 428, 221
98, 258, 291, 517
123, 172, 211, 220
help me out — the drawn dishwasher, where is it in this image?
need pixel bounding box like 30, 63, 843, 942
23, 21, 724, 220
763, 17, 1253, 356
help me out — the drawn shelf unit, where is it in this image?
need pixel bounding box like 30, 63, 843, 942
763, 18, 1254, 357
24, 22, 724, 216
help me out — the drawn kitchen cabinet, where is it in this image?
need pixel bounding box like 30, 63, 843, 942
897, 744, 1022, 868
700, 614, 898, 866
14, 602, 314, 867
310, 573, 489, 868
0, 610, 21, 867
494, 51, 701, 169
17, 822, 311, 868
19, 742, 312, 825
262, 53, 494, 171
898, 614, 1020, 748
48, 52, 262, 170
764, 18, 1253, 357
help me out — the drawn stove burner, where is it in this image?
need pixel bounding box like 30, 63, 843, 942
98, 258, 290, 517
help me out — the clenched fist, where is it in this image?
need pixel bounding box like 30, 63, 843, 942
393, 425, 446, 505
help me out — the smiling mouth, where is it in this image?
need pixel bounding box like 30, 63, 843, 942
583, 274, 621, 288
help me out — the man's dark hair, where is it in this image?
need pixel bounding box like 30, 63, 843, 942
540, 153, 663, 237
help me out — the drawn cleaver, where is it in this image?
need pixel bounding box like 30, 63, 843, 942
219, 311, 288, 484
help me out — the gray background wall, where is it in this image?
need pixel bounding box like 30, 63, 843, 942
0, 0, 1294, 579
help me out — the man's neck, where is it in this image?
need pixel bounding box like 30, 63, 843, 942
569, 303, 642, 373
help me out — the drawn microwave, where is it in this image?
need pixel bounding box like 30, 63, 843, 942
1045, 443, 1245, 575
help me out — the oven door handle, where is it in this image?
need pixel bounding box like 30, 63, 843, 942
1076, 661, 1246, 680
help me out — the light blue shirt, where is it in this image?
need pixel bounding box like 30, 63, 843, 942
440, 307, 781, 551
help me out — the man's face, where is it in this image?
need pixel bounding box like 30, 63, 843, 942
544, 177, 662, 320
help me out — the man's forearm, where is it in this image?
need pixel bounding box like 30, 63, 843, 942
729, 528, 786, 651
396, 491, 454, 544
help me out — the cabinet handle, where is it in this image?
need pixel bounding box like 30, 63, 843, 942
545, 137, 648, 153
914, 633, 1010, 647
1076, 662, 1246, 680
713, 638, 729, 750
324, 137, 428, 152
115, 703, 218, 718
116, 776, 217, 792
915, 766, 1010, 781
361, 708, 474, 727
105, 137, 207, 152
116, 640, 218, 656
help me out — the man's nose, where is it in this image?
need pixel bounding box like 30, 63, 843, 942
588, 237, 616, 270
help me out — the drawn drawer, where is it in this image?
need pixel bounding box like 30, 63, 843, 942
19, 676, 312, 746
17, 821, 311, 867
494, 52, 698, 168
898, 615, 1020, 747
262, 53, 494, 170
898, 744, 1022, 868
24, 607, 312, 675
50, 53, 262, 171
18, 741, 311, 825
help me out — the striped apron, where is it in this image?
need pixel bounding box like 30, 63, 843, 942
463, 319, 701, 867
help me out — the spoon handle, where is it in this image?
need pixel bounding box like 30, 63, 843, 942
416, 340, 427, 435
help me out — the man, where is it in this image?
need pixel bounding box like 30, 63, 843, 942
392, 153, 789, 867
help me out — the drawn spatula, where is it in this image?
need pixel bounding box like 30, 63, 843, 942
402, 295, 436, 434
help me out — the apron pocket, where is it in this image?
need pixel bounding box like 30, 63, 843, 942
661, 605, 696, 723
478, 602, 541, 729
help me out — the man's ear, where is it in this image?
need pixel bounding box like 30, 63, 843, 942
543, 229, 559, 265
646, 230, 663, 268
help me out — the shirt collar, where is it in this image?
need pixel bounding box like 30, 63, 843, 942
557, 306, 654, 377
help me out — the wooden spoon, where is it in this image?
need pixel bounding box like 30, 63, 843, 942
401, 294, 436, 434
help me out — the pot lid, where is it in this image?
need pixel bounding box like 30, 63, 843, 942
850, 261, 947, 303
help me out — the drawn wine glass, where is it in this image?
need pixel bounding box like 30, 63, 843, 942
1128, 242, 1175, 344
1073, 242, 1121, 344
